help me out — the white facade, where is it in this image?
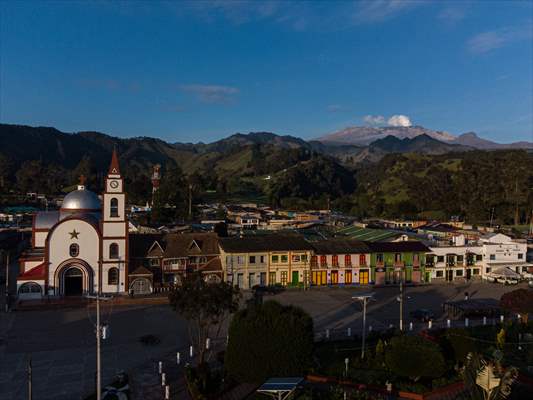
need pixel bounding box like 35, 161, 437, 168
17, 151, 129, 298
427, 245, 484, 281
428, 233, 531, 281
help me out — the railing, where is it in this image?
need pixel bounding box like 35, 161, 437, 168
393, 261, 404, 268
163, 264, 186, 272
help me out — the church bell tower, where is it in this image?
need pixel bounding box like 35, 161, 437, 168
102, 149, 128, 293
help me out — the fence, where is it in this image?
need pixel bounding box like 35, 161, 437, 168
314, 314, 522, 342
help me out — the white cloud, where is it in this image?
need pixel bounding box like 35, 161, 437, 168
180, 84, 239, 104
387, 115, 412, 127
352, 0, 420, 24
438, 6, 466, 24
363, 115, 386, 125
467, 24, 532, 54
175, 0, 421, 31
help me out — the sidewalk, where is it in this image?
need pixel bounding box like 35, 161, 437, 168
129, 353, 191, 400
15, 294, 170, 311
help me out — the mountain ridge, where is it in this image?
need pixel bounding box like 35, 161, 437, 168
318, 125, 533, 149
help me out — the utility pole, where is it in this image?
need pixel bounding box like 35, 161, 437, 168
362, 297, 367, 359
96, 292, 101, 400
514, 179, 519, 226
399, 280, 404, 332
353, 294, 373, 359
529, 209, 533, 237
188, 184, 193, 219
5, 251, 10, 313
28, 356, 32, 400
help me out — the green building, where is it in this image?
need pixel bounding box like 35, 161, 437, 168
366, 242, 430, 285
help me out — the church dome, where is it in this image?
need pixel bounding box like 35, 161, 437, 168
61, 188, 101, 211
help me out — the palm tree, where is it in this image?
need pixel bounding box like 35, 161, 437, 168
461, 353, 518, 400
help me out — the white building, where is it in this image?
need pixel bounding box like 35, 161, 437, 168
427, 233, 531, 282
17, 150, 129, 299
479, 233, 530, 275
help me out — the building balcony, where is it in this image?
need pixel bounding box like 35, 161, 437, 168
393, 261, 405, 268
163, 264, 186, 272
376, 261, 385, 268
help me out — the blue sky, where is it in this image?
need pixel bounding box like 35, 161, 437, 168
1, 0, 532, 143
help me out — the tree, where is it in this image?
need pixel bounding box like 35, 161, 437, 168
496, 328, 506, 350
461, 353, 518, 400
385, 335, 446, 381
168, 273, 240, 365
213, 222, 228, 237
225, 300, 314, 383
0, 154, 12, 190
500, 289, 533, 323
152, 165, 187, 223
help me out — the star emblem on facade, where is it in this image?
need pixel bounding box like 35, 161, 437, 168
69, 230, 80, 239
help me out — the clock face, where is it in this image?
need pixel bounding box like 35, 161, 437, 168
110, 180, 119, 189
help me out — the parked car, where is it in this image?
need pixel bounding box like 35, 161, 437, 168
521, 271, 533, 280
496, 277, 519, 285
410, 309, 435, 322
252, 284, 285, 295
482, 275, 497, 283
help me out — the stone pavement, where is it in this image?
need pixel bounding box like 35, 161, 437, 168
0, 304, 190, 400
130, 351, 191, 400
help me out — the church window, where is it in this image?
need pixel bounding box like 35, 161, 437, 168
108, 268, 119, 285
110, 198, 119, 217
18, 282, 42, 294
109, 243, 119, 259
69, 243, 79, 257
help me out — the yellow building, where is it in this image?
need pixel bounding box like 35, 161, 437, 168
219, 235, 314, 289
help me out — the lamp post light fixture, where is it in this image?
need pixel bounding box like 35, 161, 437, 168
352, 293, 374, 359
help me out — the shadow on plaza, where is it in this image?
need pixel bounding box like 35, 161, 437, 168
309, 282, 481, 334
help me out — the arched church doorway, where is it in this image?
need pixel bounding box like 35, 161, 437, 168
130, 278, 152, 295
64, 267, 83, 296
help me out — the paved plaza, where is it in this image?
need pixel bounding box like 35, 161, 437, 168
272, 281, 527, 336
0, 280, 526, 399
0, 304, 189, 400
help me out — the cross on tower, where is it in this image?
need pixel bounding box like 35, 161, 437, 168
79, 175, 87, 185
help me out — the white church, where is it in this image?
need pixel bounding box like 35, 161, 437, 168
17, 150, 129, 298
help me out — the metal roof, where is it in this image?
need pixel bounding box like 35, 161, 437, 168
34, 211, 60, 229
258, 377, 303, 392
61, 189, 101, 211
336, 226, 400, 242
220, 235, 313, 253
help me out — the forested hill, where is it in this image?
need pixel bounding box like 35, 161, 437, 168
1, 124, 532, 225
0, 124, 355, 207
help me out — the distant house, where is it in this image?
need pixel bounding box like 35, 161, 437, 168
161, 233, 222, 284
427, 242, 484, 283
128, 232, 222, 288
235, 214, 260, 229
311, 240, 371, 285
417, 223, 457, 239
219, 235, 314, 289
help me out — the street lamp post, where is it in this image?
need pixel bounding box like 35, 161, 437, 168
353, 293, 373, 359
399, 280, 403, 331
2, 250, 10, 313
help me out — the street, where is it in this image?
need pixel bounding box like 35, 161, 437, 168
272, 281, 527, 336
0, 280, 526, 399
0, 304, 189, 400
